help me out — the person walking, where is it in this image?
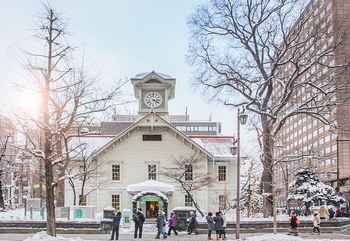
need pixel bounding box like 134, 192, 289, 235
288, 211, 300, 236
187, 212, 199, 235
110, 211, 122, 240
329, 207, 335, 219
312, 211, 321, 235
214, 212, 224, 240
220, 211, 227, 240
167, 212, 178, 236
156, 211, 167, 239
319, 205, 329, 220
206, 212, 215, 240
133, 208, 145, 239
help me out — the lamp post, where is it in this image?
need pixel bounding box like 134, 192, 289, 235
235, 108, 248, 240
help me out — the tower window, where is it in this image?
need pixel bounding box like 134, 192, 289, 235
143, 134, 162, 141
185, 164, 193, 181
218, 166, 226, 181
185, 194, 193, 207
112, 194, 120, 211
112, 164, 120, 181
219, 195, 226, 210
148, 164, 157, 180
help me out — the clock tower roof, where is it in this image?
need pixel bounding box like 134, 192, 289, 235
131, 71, 176, 115
131, 71, 176, 99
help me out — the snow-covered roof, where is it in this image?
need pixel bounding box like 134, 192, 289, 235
131, 190, 168, 202
133, 71, 174, 80
190, 136, 235, 161
126, 180, 175, 194
68, 135, 114, 158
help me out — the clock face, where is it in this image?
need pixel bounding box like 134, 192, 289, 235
144, 91, 163, 108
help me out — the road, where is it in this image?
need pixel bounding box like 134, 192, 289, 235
0, 232, 350, 241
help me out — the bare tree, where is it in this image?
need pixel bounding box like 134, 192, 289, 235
188, 0, 348, 216
161, 155, 214, 217
64, 140, 107, 206
0, 135, 10, 210
16, 5, 123, 236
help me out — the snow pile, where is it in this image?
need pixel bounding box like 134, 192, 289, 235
0, 208, 25, 220
23, 232, 97, 241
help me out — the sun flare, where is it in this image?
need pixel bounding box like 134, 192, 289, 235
17, 90, 41, 117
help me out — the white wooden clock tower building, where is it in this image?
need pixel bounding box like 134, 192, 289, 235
64, 71, 237, 218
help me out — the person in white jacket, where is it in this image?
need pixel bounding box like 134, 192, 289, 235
312, 211, 321, 234
219, 211, 227, 240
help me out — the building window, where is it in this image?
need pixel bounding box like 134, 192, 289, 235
218, 166, 226, 181
219, 195, 226, 210
79, 195, 87, 206
185, 194, 193, 207
112, 164, 120, 181
148, 164, 157, 180
185, 164, 193, 181
143, 134, 162, 141
112, 194, 120, 211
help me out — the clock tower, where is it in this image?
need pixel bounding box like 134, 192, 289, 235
131, 71, 176, 116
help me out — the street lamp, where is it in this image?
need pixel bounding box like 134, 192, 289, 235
235, 108, 248, 240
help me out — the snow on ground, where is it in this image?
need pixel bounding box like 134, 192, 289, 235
22, 232, 350, 241
0, 208, 26, 220
23, 232, 98, 241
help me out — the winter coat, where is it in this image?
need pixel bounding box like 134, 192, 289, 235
313, 214, 320, 227
137, 211, 145, 224
168, 215, 177, 228
214, 216, 224, 231
189, 216, 197, 227
222, 214, 227, 228
319, 207, 329, 219
112, 215, 121, 226
157, 214, 166, 229
206, 216, 215, 231
290, 216, 299, 229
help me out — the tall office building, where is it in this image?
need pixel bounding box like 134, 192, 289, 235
273, 0, 350, 205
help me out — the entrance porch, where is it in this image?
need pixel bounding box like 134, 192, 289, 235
127, 180, 175, 218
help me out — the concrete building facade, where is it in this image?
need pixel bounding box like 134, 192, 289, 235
273, 0, 350, 205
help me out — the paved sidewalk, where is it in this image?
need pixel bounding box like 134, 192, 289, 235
1, 232, 350, 241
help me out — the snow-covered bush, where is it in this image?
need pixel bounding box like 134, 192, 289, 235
288, 168, 346, 207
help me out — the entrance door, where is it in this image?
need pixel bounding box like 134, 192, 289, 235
146, 201, 159, 218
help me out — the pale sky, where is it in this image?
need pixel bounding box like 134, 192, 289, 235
0, 1, 259, 157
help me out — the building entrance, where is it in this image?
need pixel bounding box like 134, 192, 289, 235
146, 201, 159, 218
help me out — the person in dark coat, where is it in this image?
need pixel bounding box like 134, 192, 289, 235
206, 212, 215, 240
133, 208, 145, 239
156, 211, 167, 239
187, 212, 199, 235
214, 212, 224, 240
111, 211, 122, 240
288, 211, 299, 236
167, 212, 178, 236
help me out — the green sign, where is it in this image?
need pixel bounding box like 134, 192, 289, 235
140, 195, 161, 202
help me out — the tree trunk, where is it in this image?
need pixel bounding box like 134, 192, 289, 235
0, 179, 4, 209
184, 188, 204, 217
43, 9, 56, 236
261, 117, 274, 217
44, 158, 56, 236
68, 178, 76, 206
